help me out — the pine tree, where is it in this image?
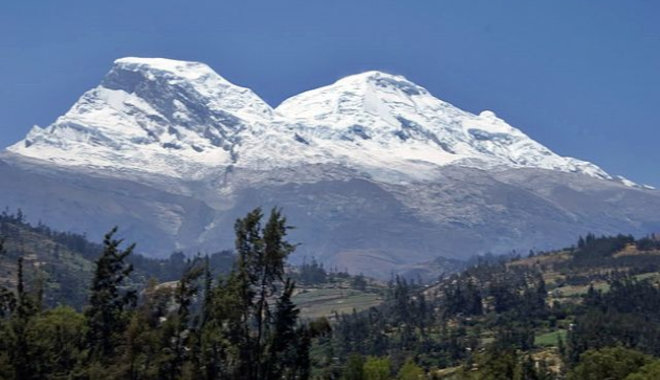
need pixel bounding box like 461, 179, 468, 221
397, 358, 424, 380
165, 261, 204, 379
265, 278, 300, 378
84, 227, 136, 363
0, 239, 16, 317
342, 353, 366, 380
10, 256, 39, 379
363, 356, 391, 380
196, 207, 303, 379
231, 207, 297, 378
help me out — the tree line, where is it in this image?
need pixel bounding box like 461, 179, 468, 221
0, 208, 329, 379
306, 234, 660, 379
3, 209, 660, 379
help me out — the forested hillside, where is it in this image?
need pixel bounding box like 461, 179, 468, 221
0, 209, 234, 309
310, 233, 660, 379
3, 207, 660, 379
0, 208, 328, 379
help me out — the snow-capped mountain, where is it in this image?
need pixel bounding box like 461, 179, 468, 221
2, 57, 659, 278
10, 58, 273, 178
276, 71, 610, 182
10, 58, 613, 183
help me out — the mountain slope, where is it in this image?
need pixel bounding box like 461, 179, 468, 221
276, 71, 611, 182
0, 212, 235, 308
2, 57, 659, 277
10, 59, 619, 184
9, 58, 273, 178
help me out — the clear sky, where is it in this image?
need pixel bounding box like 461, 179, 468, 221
1, 1, 658, 185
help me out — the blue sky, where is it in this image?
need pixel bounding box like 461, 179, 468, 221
1, 1, 659, 185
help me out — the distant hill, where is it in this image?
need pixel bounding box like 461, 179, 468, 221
312, 233, 660, 378
399, 255, 466, 283
0, 211, 234, 309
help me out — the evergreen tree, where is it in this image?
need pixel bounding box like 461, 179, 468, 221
198, 207, 304, 379
626, 360, 660, 380
25, 307, 86, 378
120, 278, 172, 379
9, 256, 40, 379
0, 239, 16, 317
165, 261, 204, 379
397, 358, 424, 379
567, 346, 651, 380
266, 278, 301, 378
84, 227, 136, 364
0, 209, 325, 379
342, 353, 366, 380
363, 356, 391, 380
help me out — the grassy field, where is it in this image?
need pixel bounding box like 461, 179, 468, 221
534, 329, 567, 347
293, 287, 383, 319
635, 271, 660, 283
553, 281, 610, 297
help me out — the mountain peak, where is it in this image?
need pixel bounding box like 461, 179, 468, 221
331, 70, 429, 97
335, 70, 405, 82
100, 56, 273, 121
8, 57, 274, 177
8, 57, 615, 183
102, 56, 239, 95
108, 57, 226, 83
114, 56, 203, 67
276, 70, 613, 182
275, 70, 431, 124
102, 57, 274, 123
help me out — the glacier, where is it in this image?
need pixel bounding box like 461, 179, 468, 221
10, 57, 614, 183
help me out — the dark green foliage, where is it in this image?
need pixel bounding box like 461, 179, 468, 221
472, 348, 518, 380
444, 279, 482, 317
226, 207, 300, 378
267, 278, 303, 378
130, 250, 235, 284
572, 233, 636, 266
85, 227, 137, 364
24, 307, 86, 378
342, 353, 365, 380
313, 234, 646, 376
567, 346, 651, 380
162, 261, 204, 379
625, 359, 660, 380
635, 235, 660, 251
0, 210, 235, 310
363, 356, 391, 379
295, 257, 328, 285
397, 358, 424, 379
0, 239, 16, 317
4, 212, 660, 379
304, 233, 660, 378
0, 208, 320, 379
567, 277, 660, 362
351, 273, 367, 291
191, 207, 310, 379
467, 349, 553, 380
8, 256, 41, 379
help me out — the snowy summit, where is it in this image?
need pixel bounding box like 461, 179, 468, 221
10, 57, 617, 184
